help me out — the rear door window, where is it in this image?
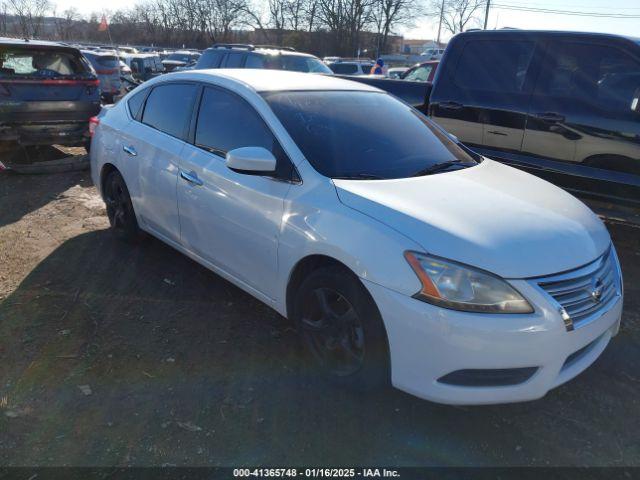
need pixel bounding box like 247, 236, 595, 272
142, 83, 198, 140
245, 55, 265, 68
199, 50, 224, 68
455, 40, 535, 93
223, 53, 245, 68
537, 42, 640, 114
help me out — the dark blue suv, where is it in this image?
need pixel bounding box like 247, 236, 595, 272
0, 39, 101, 150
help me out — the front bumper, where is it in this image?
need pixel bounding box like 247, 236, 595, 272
363, 260, 623, 405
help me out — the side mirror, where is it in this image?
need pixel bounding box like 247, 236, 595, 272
226, 147, 276, 174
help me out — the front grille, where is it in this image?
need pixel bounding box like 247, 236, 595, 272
537, 248, 620, 331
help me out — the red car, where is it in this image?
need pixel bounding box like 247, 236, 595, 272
401, 60, 439, 82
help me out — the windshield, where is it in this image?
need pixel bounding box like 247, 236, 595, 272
166, 53, 193, 63
0, 48, 90, 78
263, 91, 478, 180
267, 54, 332, 74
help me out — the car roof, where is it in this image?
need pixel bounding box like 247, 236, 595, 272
0, 37, 79, 51
169, 69, 381, 93
330, 61, 370, 65
457, 29, 640, 44
82, 49, 117, 56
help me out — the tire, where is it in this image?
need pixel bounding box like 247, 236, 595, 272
292, 265, 390, 390
103, 170, 143, 243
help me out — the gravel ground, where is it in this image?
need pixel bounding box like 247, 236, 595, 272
0, 169, 639, 467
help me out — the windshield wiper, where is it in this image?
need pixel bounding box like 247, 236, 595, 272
333, 173, 386, 180
411, 161, 471, 177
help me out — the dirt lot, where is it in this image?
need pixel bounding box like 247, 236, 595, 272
1, 168, 639, 467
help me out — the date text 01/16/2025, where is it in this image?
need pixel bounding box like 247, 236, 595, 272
233, 468, 401, 478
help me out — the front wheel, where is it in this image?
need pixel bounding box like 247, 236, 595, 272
104, 170, 143, 242
293, 266, 390, 390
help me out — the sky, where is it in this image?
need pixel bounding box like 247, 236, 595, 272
51, 0, 640, 42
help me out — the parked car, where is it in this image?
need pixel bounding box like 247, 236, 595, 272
387, 67, 408, 79
344, 30, 640, 211
421, 48, 445, 60
195, 44, 333, 74
121, 53, 164, 81
91, 69, 622, 405
401, 60, 439, 82
162, 51, 201, 72
327, 61, 374, 75
117, 46, 139, 55
81, 50, 122, 103
0, 38, 100, 152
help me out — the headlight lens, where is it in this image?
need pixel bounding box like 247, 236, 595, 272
404, 251, 533, 313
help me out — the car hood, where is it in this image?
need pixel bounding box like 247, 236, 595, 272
333, 159, 610, 279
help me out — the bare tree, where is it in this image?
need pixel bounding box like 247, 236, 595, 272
6, 0, 50, 37
371, 0, 423, 55
436, 0, 483, 35
53, 7, 79, 40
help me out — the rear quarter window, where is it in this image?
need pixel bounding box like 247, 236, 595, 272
127, 89, 148, 121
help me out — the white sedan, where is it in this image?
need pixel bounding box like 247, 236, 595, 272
90, 69, 623, 405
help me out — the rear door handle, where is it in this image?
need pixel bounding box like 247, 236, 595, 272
123, 145, 137, 156
439, 101, 463, 111
533, 112, 565, 123
180, 170, 203, 186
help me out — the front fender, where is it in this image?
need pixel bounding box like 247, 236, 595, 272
276, 167, 423, 316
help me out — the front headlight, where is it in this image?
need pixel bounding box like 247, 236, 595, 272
404, 251, 533, 314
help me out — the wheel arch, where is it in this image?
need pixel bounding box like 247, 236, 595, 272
99, 162, 119, 199
286, 254, 358, 320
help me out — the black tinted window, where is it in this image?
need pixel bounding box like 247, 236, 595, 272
245, 55, 265, 68
455, 40, 535, 93
538, 42, 640, 114
264, 91, 477, 179
198, 50, 224, 68
142, 83, 198, 139
127, 90, 147, 121
224, 53, 244, 68
329, 63, 358, 74
195, 87, 293, 178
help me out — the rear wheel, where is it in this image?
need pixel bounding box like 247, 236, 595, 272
104, 170, 143, 242
293, 265, 390, 390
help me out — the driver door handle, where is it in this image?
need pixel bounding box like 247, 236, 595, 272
180, 170, 203, 186
122, 145, 137, 156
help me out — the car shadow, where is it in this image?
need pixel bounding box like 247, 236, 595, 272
0, 167, 90, 229
0, 227, 638, 466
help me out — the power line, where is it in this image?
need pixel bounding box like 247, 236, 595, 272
492, 3, 640, 18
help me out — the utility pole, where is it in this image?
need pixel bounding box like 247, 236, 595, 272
436, 0, 445, 44
483, 0, 491, 29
